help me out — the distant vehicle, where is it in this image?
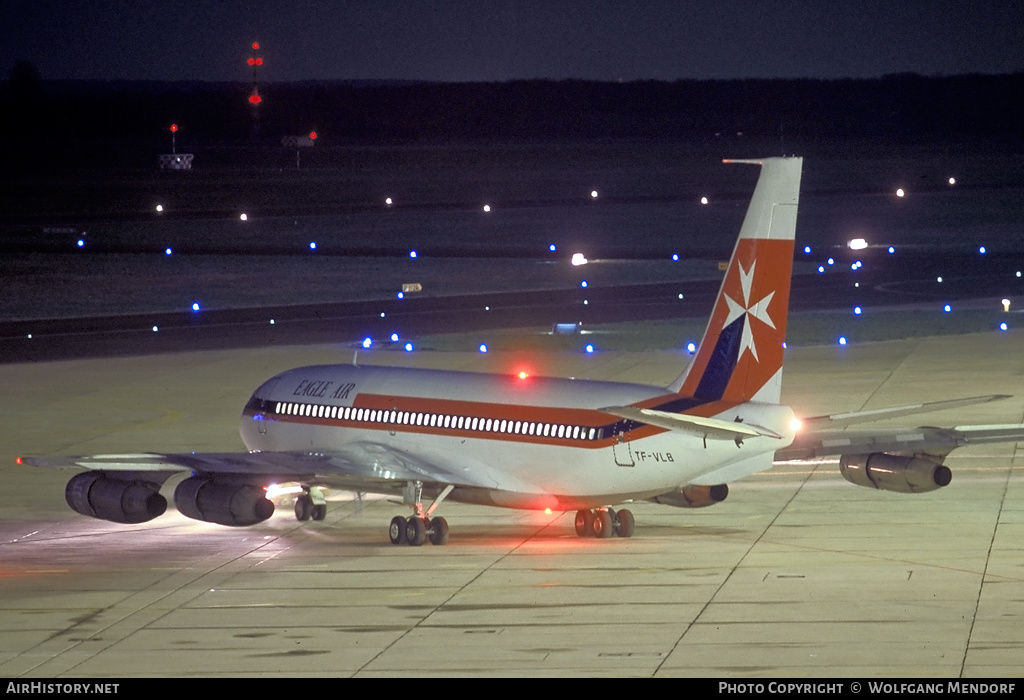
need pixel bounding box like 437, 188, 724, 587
23, 158, 1024, 545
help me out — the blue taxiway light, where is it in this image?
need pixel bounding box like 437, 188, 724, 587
686, 342, 696, 353
584, 344, 594, 354
827, 257, 834, 265
944, 304, 952, 313
309, 242, 316, 250
854, 306, 862, 315
409, 250, 417, 258
838, 336, 847, 346
362, 337, 372, 348
77, 240, 84, 248
817, 266, 825, 273
549, 244, 557, 252
478, 344, 488, 353
390, 333, 399, 342
803, 246, 811, 254
581, 281, 588, 288
397, 292, 404, 299
888, 246, 895, 254
191, 303, 200, 312
1000, 322, 1008, 331
672, 253, 679, 261
404, 343, 414, 352
979, 246, 987, 254
165, 248, 173, 255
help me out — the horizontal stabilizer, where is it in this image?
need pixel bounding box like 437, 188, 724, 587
801, 395, 1011, 430
600, 406, 783, 441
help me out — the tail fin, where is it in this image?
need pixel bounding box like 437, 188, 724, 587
669, 157, 802, 404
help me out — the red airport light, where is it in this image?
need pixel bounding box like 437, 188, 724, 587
248, 58, 255, 66
249, 92, 262, 105
252, 42, 260, 50
255, 58, 263, 65
309, 131, 317, 140
170, 123, 178, 132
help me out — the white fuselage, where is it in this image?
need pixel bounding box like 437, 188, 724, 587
239, 364, 796, 510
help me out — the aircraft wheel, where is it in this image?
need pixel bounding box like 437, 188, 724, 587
311, 504, 327, 521
593, 509, 613, 538
405, 516, 427, 546
575, 509, 594, 537
294, 495, 313, 521
614, 508, 635, 538
389, 516, 406, 545
428, 516, 449, 545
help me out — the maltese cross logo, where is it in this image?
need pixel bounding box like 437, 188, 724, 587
722, 261, 776, 362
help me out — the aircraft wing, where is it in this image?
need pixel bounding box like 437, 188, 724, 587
20, 442, 513, 492
798, 394, 1011, 430
776, 424, 1024, 461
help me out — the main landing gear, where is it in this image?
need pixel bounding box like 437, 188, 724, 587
389, 481, 454, 546
294, 486, 327, 522
574, 507, 634, 538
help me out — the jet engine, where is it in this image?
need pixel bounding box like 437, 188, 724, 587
649, 484, 729, 508
173, 476, 274, 526
65, 471, 167, 524
839, 453, 951, 493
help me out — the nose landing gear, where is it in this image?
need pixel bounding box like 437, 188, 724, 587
575, 507, 634, 538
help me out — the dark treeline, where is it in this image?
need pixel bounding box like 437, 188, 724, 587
3, 71, 1024, 169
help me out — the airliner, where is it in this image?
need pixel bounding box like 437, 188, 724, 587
22, 157, 1024, 545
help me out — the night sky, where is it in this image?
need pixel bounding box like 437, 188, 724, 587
4, 0, 1024, 84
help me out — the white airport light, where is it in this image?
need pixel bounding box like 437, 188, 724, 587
483, 204, 491, 212
390, 333, 399, 342
1002, 299, 1011, 312
948, 177, 956, 185
855, 282, 860, 287
152, 326, 159, 332
478, 344, 488, 353
590, 190, 598, 199
686, 342, 696, 353
270, 319, 275, 325
1018, 272, 1022, 278
485, 306, 490, 311
944, 304, 952, 313
1000, 322, 1008, 331
979, 246, 986, 254
362, 337, 372, 348
409, 250, 417, 258
678, 293, 684, 299
380, 312, 385, 317
848, 238, 868, 250
571, 253, 588, 266
584, 344, 594, 354
385, 197, 393, 205
937, 276, 943, 283
854, 306, 862, 315
896, 188, 905, 198
155, 204, 164, 212
838, 336, 847, 345
404, 342, 413, 352
192, 302, 200, 312
700, 196, 708, 205
240, 213, 248, 221
583, 299, 588, 305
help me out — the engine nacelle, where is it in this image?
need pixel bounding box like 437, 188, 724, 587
649, 483, 729, 508
839, 453, 952, 493
65, 471, 167, 524
173, 476, 274, 526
